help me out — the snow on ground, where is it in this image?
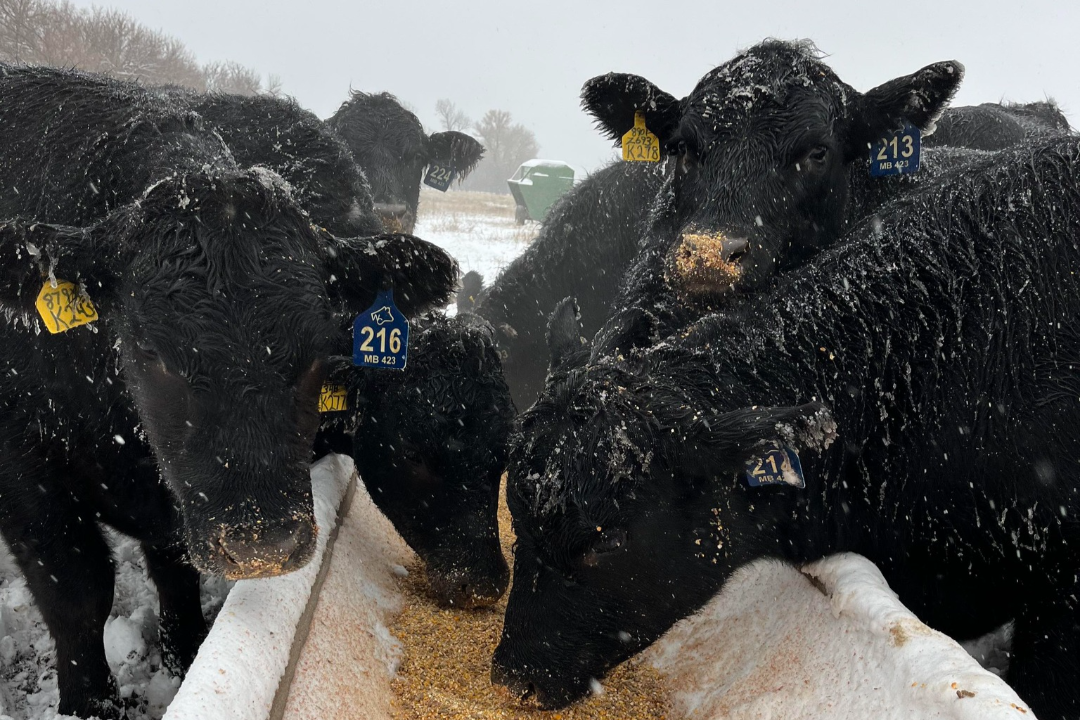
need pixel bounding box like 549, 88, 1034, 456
413, 188, 536, 290
0, 531, 231, 720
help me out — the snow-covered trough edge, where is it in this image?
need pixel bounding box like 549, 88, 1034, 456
646, 552, 1034, 720
162, 454, 355, 720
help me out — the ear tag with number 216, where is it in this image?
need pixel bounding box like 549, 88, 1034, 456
423, 164, 457, 192
353, 288, 409, 371
745, 444, 805, 489
870, 123, 921, 177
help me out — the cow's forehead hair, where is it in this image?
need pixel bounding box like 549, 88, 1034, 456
513, 362, 691, 526
119, 179, 335, 377
682, 40, 851, 146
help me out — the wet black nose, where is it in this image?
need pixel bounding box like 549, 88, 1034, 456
214, 519, 316, 579
373, 202, 414, 232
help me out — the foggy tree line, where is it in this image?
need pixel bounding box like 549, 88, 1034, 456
436, 99, 540, 194
0, 0, 277, 95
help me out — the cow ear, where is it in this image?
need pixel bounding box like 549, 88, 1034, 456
0, 220, 108, 313
852, 61, 965, 149
547, 296, 587, 373
322, 232, 458, 317
581, 73, 682, 148
589, 305, 657, 363
427, 131, 485, 180
690, 402, 836, 472
456, 270, 484, 313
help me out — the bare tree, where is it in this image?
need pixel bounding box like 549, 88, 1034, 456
0, 0, 263, 94
435, 98, 471, 132
202, 60, 262, 95
0, 0, 43, 63
264, 72, 284, 97
463, 109, 540, 193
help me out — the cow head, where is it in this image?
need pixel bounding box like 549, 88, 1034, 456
0, 168, 457, 579
582, 39, 962, 303
328, 91, 485, 233
490, 303, 834, 707
339, 312, 514, 607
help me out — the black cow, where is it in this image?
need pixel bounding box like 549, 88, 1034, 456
0, 65, 455, 719
492, 134, 1080, 719
468, 39, 1068, 409
166, 89, 513, 605
464, 160, 667, 409
318, 313, 514, 607
328, 91, 485, 232
928, 100, 1071, 150
167, 90, 385, 237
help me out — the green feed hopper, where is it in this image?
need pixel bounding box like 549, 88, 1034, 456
507, 160, 579, 224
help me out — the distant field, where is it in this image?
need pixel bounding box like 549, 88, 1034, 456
414, 188, 537, 289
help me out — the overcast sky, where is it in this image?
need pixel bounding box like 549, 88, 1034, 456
69, 0, 1079, 171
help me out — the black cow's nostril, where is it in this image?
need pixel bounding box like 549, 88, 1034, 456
722, 237, 750, 263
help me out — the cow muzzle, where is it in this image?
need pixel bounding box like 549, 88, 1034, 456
426, 555, 510, 608
197, 516, 317, 579
374, 202, 415, 233
665, 229, 749, 303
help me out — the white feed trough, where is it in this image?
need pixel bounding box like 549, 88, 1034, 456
157, 454, 1033, 720
0, 454, 1035, 719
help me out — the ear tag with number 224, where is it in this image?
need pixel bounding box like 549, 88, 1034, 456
36, 279, 99, 334
353, 288, 409, 371
423, 164, 457, 192
622, 111, 661, 163
870, 123, 921, 177
745, 444, 805, 489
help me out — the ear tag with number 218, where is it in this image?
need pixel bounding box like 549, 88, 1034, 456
622, 111, 661, 163
745, 444, 805, 489
353, 288, 409, 371
423, 164, 456, 192
870, 123, 921, 177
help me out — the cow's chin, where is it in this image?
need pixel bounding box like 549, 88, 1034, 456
491, 663, 596, 710
182, 514, 318, 579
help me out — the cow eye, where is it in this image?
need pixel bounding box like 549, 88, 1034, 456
401, 442, 424, 465
804, 145, 829, 166
582, 528, 628, 567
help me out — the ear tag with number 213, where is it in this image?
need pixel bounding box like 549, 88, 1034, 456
423, 163, 456, 192
745, 444, 805, 488
870, 123, 921, 177
353, 288, 409, 371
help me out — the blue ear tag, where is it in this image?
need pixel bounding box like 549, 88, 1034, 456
352, 289, 409, 371
869, 123, 921, 177
423, 163, 456, 192
745, 444, 805, 489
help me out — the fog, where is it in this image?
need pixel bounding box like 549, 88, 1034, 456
64, 0, 1080, 171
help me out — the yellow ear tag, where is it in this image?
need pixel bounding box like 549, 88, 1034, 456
319, 384, 349, 413
35, 279, 99, 334
622, 111, 661, 163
